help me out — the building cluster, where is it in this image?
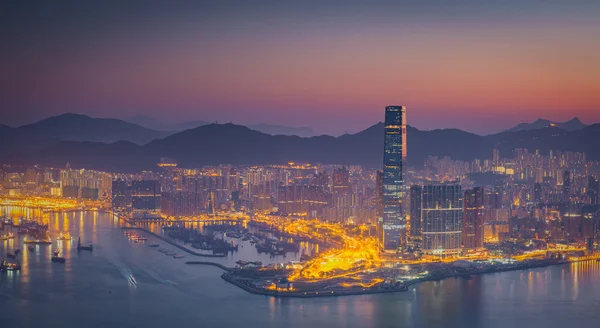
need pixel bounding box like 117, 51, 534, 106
2, 106, 600, 259
110, 160, 378, 222
378, 106, 600, 256
0, 163, 111, 200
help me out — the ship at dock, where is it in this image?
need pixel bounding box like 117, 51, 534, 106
77, 237, 93, 251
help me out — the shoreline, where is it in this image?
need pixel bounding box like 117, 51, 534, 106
121, 227, 228, 258
208, 257, 599, 298
5, 207, 599, 299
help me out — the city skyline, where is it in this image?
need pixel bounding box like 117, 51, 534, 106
2, 2, 600, 326
2, 1, 599, 135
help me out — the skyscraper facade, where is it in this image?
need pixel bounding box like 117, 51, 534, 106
421, 183, 463, 255
463, 187, 484, 250
409, 185, 422, 237
382, 105, 407, 251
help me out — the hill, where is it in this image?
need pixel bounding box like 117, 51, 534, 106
506, 117, 586, 133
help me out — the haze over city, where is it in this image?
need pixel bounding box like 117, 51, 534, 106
1, 0, 599, 135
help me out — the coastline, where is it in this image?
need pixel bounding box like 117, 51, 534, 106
5, 206, 599, 299
121, 227, 227, 258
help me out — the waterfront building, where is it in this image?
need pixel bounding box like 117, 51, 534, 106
421, 183, 463, 255
111, 179, 130, 211
382, 105, 407, 251
463, 187, 484, 250
131, 180, 161, 217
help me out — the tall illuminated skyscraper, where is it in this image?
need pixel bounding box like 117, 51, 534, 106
382, 105, 407, 251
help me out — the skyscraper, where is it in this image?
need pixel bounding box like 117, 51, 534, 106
421, 183, 463, 255
563, 170, 571, 199
382, 105, 407, 251
409, 185, 422, 237
463, 187, 484, 250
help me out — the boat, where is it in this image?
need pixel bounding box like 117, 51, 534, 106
0, 259, 21, 272
27, 245, 35, 252
0, 233, 15, 240
57, 232, 72, 241
149, 244, 160, 248
24, 239, 52, 245
173, 254, 185, 259
51, 250, 66, 263
76, 237, 93, 251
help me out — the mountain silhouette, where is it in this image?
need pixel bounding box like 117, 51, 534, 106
16, 113, 170, 145
4, 118, 599, 172
506, 117, 586, 133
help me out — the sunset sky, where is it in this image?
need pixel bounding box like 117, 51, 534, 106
1, 0, 599, 135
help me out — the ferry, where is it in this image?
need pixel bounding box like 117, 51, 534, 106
24, 239, 52, 245
76, 237, 93, 251
57, 232, 72, 241
0, 233, 15, 240
0, 259, 21, 272
51, 250, 66, 263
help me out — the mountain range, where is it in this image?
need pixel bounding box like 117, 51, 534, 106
1, 114, 599, 172
124, 115, 317, 137
506, 117, 587, 133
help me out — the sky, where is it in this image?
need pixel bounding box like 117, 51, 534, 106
1, 0, 599, 135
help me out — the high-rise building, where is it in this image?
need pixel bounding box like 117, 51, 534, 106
463, 187, 484, 250
588, 176, 599, 205
382, 105, 407, 251
409, 185, 422, 237
112, 179, 130, 211
421, 183, 463, 255
492, 148, 500, 165
375, 170, 384, 219
533, 183, 542, 204
332, 166, 350, 195
131, 180, 161, 216
562, 170, 571, 198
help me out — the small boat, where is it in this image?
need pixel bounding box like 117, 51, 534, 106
173, 254, 185, 259
76, 237, 93, 251
166, 252, 176, 256
24, 239, 52, 245
14, 249, 21, 255
7, 252, 16, 259
1, 259, 21, 272
51, 250, 66, 263
149, 244, 160, 248
0, 233, 15, 240
57, 232, 72, 241
27, 245, 35, 252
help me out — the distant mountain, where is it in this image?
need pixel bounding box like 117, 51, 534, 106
125, 115, 317, 137
506, 117, 586, 132
247, 123, 316, 137
21, 113, 171, 144
4, 120, 599, 172
124, 115, 209, 132
7, 113, 170, 147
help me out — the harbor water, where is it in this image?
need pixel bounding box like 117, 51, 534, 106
1, 207, 600, 328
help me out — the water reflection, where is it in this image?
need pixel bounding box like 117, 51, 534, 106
2, 206, 600, 327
